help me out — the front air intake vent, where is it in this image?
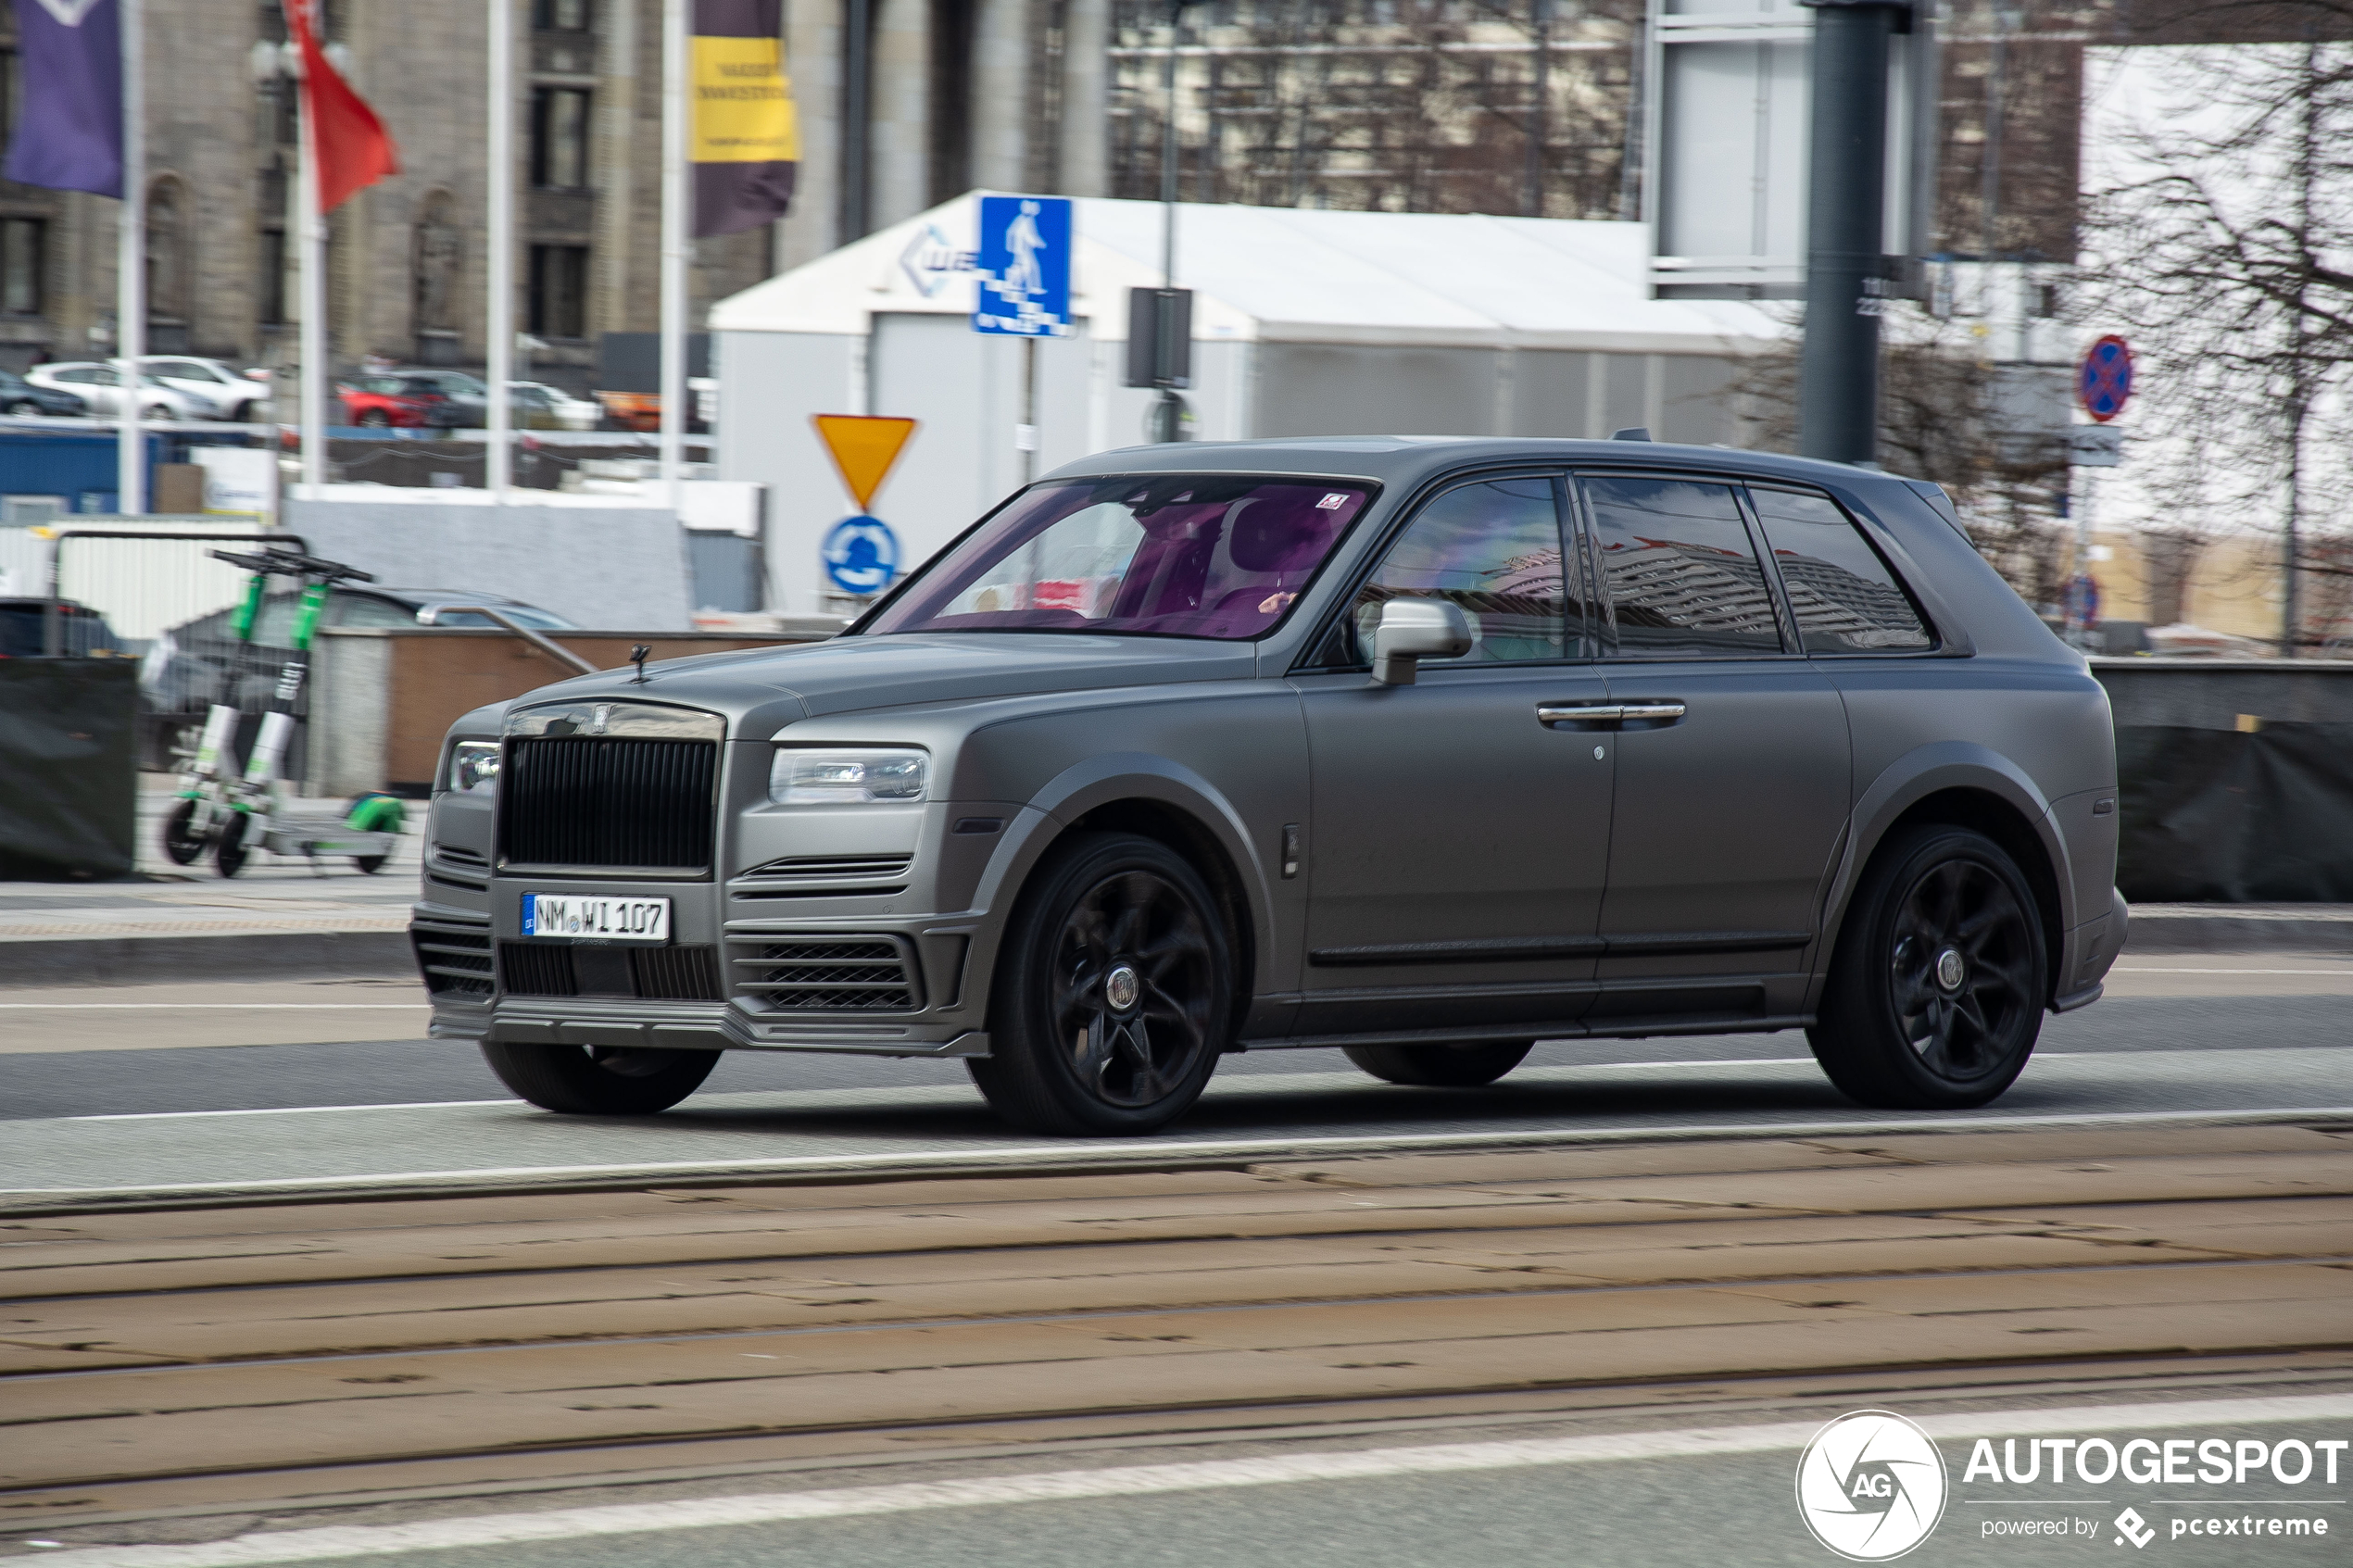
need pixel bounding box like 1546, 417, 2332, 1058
741, 854, 913, 879
728, 936, 919, 1010
498, 942, 724, 1001
498, 735, 717, 872
412, 925, 494, 997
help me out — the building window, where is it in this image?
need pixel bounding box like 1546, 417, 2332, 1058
2, 48, 20, 155
534, 0, 592, 31
531, 87, 592, 190
146, 179, 190, 321
1, 218, 41, 315
528, 243, 588, 339
258, 227, 287, 324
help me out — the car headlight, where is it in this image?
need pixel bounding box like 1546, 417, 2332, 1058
451, 740, 501, 793
770, 746, 926, 805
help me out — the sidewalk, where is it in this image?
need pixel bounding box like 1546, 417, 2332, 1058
0, 784, 422, 984
5, 795, 2346, 985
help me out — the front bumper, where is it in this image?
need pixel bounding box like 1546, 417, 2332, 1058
412, 897, 992, 1059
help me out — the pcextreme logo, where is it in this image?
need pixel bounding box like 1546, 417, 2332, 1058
1795, 1411, 1951, 1561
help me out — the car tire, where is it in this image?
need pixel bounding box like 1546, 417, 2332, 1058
143, 404, 171, 420
479, 1041, 721, 1115
353, 854, 387, 874
967, 831, 1232, 1136
6, 399, 39, 416
161, 798, 208, 866
357, 409, 392, 428
1808, 825, 2047, 1110
1342, 1040, 1532, 1087
229, 401, 256, 422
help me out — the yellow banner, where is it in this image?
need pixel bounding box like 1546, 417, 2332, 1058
692, 35, 799, 164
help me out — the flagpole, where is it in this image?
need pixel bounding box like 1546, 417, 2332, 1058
659, 0, 686, 515
485, 0, 513, 504
117, 0, 145, 515
298, 30, 327, 496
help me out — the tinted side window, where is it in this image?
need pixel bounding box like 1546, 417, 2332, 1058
1348, 477, 1570, 664
332, 595, 426, 629
1749, 488, 1932, 653
1580, 475, 1782, 658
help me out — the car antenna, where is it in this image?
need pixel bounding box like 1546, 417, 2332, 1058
629, 644, 651, 684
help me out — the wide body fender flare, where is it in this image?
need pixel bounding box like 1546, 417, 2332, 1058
1818, 741, 2073, 976
959, 751, 1280, 1012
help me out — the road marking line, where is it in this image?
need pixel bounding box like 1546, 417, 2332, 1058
10, 1106, 2352, 1203
0, 1004, 428, 1010
23, 1394, 2353, 1566
2112, 967, 2353, 975
68, 1100, 519, 1123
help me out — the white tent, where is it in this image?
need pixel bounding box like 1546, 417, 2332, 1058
711, 194, 1784, 614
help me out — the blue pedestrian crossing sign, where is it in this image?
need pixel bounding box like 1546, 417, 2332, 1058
974, 194, 1073, 338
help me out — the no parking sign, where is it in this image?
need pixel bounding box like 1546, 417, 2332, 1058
2079, 336, 2133, 422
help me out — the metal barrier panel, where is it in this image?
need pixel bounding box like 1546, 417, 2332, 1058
0, 659, 138, 878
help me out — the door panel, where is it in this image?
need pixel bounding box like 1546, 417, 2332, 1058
1595, 660, 1849, 985
1294, 664, 1614, 1035
1290, 473, 1610, 1039
1577, 472, 1853, 1010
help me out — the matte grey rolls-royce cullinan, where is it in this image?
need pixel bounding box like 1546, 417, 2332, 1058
412, 438, 2125, 1135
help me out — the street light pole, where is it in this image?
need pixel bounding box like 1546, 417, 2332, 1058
1151, 0, 1204, 443
1795, 0, 1908, 465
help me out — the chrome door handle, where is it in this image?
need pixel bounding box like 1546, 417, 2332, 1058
1536, 702, 1625, 726
1535, 701, 1686, 728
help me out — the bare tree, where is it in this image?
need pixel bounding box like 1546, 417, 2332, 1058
2080, 39, 2353, 654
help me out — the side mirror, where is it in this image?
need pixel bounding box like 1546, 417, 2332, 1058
1371, 598, 1473, 685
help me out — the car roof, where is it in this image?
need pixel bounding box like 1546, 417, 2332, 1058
1043, 436, 1920, 494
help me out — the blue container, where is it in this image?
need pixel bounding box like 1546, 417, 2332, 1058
0, 430, 164, 507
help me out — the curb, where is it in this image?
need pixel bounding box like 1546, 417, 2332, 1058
5, 1105, 2347, 1219
0, 929, 415, 985
2123, 907, 2353, 955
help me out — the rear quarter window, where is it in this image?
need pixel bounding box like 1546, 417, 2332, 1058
1748, 488, 1933, 654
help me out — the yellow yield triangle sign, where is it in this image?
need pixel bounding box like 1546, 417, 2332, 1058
812, 414, 918, 514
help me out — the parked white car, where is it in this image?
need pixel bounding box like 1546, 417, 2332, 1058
508, 381, 599, 431
27, 363, 205, 420
139, 357, 270, 421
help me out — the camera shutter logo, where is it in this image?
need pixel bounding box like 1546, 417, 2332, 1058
1794, 1411, 1948, 1561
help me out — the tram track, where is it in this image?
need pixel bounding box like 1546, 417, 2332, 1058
3, 1121, 2349, 1520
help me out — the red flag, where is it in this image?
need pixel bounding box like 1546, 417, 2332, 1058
284, 0, 399, 212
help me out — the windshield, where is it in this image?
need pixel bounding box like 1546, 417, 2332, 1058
866, 475, 1373, 641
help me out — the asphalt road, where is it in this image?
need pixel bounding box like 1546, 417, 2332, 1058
1, 956, 2346, 1197
17, 1393, 2351, 1567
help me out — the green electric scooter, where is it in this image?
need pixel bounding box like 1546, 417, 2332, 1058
162, 546, 408, 877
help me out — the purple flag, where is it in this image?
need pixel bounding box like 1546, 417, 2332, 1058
3, 0, 124, 198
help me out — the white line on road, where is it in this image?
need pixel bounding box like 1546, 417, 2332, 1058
0, 1004, 428, 1010
69, 1100, 518, 1122
11, 1105, 2352, 1204
22, 1393, 2353, 1566
2113, 967, 2353, 975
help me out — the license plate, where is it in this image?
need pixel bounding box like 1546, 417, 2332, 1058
521, 894, 671, 943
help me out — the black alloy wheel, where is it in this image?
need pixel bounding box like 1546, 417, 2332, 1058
969, 831, 1232, 1135
1344, 1040, 1533, 1087
1809, 825, 2047, 1109
161, 797, 208, 865
479, 1040, 721, 1115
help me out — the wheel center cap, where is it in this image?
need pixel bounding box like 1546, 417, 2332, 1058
1934, 947, 1967, 991
1104, 963, 1142, 1012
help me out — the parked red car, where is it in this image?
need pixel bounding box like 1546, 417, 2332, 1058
336, 378, 434, 428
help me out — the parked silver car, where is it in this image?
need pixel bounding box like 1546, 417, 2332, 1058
415, 438, 2124, 1135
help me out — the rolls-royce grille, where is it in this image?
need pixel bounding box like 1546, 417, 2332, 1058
729, 937, 917, 1010
498, 942, 725, 1001
498, 736, 717, 871
413, 925, 494, 997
